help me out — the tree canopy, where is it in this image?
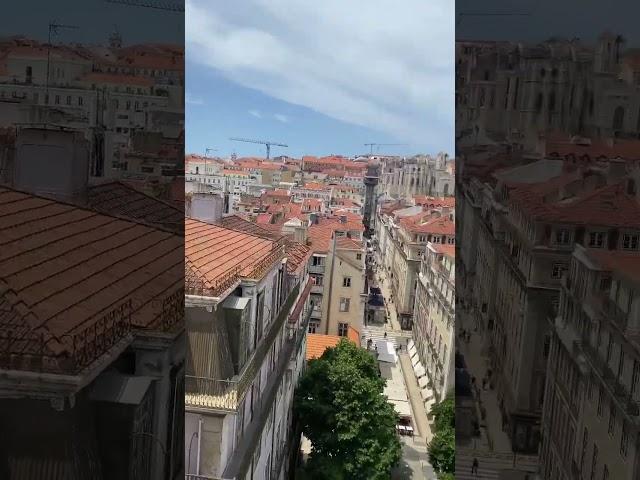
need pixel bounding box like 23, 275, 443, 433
428, 395, 455, 477
294, 339, 402, 480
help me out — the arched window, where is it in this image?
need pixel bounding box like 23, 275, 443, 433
613, 106, 625, 131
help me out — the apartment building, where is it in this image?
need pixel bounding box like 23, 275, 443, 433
0, 37, 183, 184
320, 236, 367, 337
541, 245, 640, 480
307, 214, 365, 335
0, 185, 185, 480
184, 220, 312, 480
458, 149, 640, 454
412, 243, 456, 408
377, 204, 455, 330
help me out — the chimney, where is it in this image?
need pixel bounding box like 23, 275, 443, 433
14, 127, 89, 205
187, 192, 224, 223
293, 224, 308, 244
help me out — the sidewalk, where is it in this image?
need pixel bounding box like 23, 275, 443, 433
377, 271, 432, 442
458, 310, 512, 454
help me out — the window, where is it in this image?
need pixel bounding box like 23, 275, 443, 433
339, 298, 350, 312
54, 95, 60, 104
126, 100, 131, 110
589, 232, 604, 248
621, 420, 629, 458
343, 277, 351, 287
44, 94, 49, 104
66, 95, 71, 105
78, 96, 83, 106
622, 234, 639, 250
555, 229, 570, 244
338, 322, 348, 337
33, 93, 39, 103
608, 402, 616, 436
312, 256, 325, 266
356, 253, 362, 260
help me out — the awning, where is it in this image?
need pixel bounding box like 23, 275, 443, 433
418, 375, 429, 389
390, 399, 412, 418
421, 388, 434, 402
411, 354, 420, 368
414, 362, 426, 379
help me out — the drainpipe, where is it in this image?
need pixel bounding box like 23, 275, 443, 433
196, 418, 202, 476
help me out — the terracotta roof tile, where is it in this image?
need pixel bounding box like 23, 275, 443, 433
0, 186, 183, 374
306, 332, 359, 360
87, 180, 183, 233
185, 219, 281, 293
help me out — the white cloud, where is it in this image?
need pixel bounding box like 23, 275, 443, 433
185, 93, 204, 105
186, 0, 454, 152
249, 109, 262, 118
274, 113, 289, 123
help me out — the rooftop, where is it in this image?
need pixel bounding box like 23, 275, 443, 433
0, 186, 183, 375
306, 327, 360, 361
185, 219, 284, 296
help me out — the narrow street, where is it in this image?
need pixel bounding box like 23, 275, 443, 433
455, 307, 540, 478
365, 265, 437, 479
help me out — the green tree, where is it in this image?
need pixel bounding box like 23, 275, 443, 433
295, 339, 402, 480
428, 396, 455, 476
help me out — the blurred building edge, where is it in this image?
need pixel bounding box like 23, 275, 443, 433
0, 37, 184, 190
184, 211, 313, 479
0, 127, 185, 479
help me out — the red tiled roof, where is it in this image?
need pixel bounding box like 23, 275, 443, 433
218, 215, 311, 274
306, 327, 360, 360
586, 250, 640, 285
545, 133, 640, 161
256, 213, 273, 224
400, 214, 455, 235
87, 180, 183, 233
413, 195, 456, 208
185, 219, 280, 292
433, 244, 456, 258
510, 181, 640, 228
0, 186, 183, 374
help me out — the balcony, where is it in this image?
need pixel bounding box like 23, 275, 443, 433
311, 283, 324, 294
309, 264, 325, 275
185, 283, 300, 412
310, 305, 322, 319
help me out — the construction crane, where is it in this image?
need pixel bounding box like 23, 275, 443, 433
364, 143, 408, 154
105, 0, 185, 12
229, 137, 288, 160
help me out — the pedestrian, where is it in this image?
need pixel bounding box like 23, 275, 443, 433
384, 332, 388, 339
471, 457, 479, 476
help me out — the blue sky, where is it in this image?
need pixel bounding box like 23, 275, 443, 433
186, 60, 419, 158
186, 0, 454, 159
